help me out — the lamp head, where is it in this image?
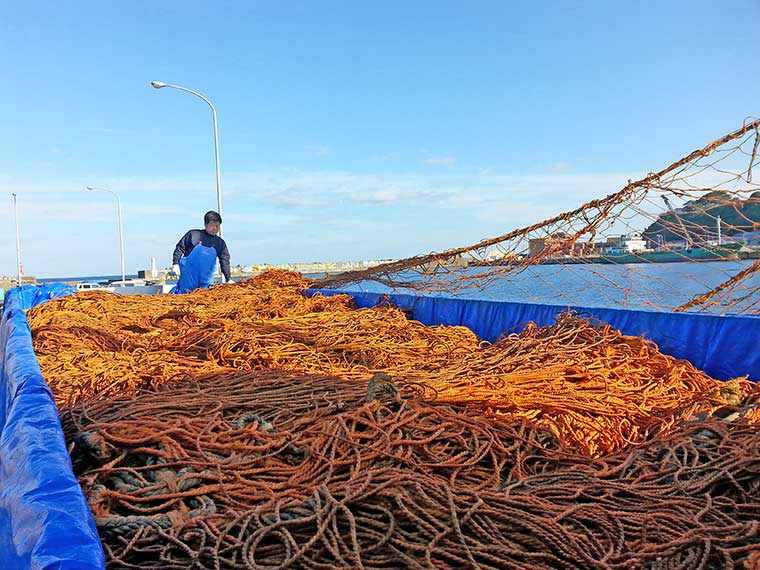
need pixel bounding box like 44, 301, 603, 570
151, 81, 167, 89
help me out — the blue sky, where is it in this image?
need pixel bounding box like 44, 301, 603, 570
2, 1, 759, 277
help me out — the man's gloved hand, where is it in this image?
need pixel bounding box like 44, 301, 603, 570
171, 264, 181, 277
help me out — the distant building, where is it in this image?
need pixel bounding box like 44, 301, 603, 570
604, 236, 623, 248
0, 276, 37, 288
528, 233, 594, 258
528, 237, 548, 258
605, 233, 648, 253
528, 232, 654, 259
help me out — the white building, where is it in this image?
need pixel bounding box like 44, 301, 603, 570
621, 233, 648, 252
604, 233, 649, 254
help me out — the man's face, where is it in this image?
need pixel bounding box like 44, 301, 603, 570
205, 221, 221, 235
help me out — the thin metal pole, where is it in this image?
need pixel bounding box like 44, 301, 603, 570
87, 186, 125, 284
116, 194, 126, 283
211, 105, 223, 237
151, 82, 223, 238
12, 193, 21, 286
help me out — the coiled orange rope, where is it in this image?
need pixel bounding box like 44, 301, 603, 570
25, 270, 760, 568
29, 271, 749, 456
65, 370, 760, 569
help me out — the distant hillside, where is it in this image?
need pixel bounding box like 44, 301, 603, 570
643, 191, 760, 244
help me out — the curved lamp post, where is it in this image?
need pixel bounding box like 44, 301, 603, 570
86, 186, 125, 284
150, 81, 223, 238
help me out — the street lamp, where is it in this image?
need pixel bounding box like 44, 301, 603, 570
11, 193, 22, 286
86, 186, 126, 285
151, 81, 224, 238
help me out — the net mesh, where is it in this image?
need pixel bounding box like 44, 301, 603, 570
317, 117, 760, 314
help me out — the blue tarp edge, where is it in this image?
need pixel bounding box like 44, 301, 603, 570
306, 289, 760, 382
0, 284, 105, 570
0, 282, 756, 568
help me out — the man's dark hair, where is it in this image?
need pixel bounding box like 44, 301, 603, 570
204, 211, 222, 225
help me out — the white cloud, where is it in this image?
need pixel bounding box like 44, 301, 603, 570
272, 195, 325, 208
225, 211, 306, 226
548, 161, 573, 172
351, 190, 400, 203
0, 176, 213, 196
305, 145, 332, 157
424, 154, 457, 168
4, 165, 747, 277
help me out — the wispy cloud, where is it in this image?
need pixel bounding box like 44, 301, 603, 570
424, 154, 457, 168
272, 195, 325, 209
8, 166, 708, 276
548, 161, 573, 172
351, 190, 400, 203
305, 145, 332, 157
225, 211, 306, 226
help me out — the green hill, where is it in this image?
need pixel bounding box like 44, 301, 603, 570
642, 191, 760, 244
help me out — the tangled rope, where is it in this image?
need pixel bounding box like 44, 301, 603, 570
64, 369, 760, 569
29, 271, 479, 408
30, 273, 750, 456
25, 271, 760, 567
402, 312, 751, 455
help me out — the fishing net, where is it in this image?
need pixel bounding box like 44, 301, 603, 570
317, 117, 760, 314
28, 273, 751, 456
27, 272, 760, 568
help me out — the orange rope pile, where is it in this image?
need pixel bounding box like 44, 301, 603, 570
64, 369, 760, 569
401, 312, 751, 455
26, 270, 760, 567
29, 271, 751, 456
28, 271, 479, 407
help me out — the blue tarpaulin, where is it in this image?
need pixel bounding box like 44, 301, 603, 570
10, 283, 76, 310
171, 244, 218, 294
1, 282, 758, 569
308, 289, 760, 382
0, 284, 104, 570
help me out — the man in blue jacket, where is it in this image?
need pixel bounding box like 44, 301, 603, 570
171, 211, 231, 293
